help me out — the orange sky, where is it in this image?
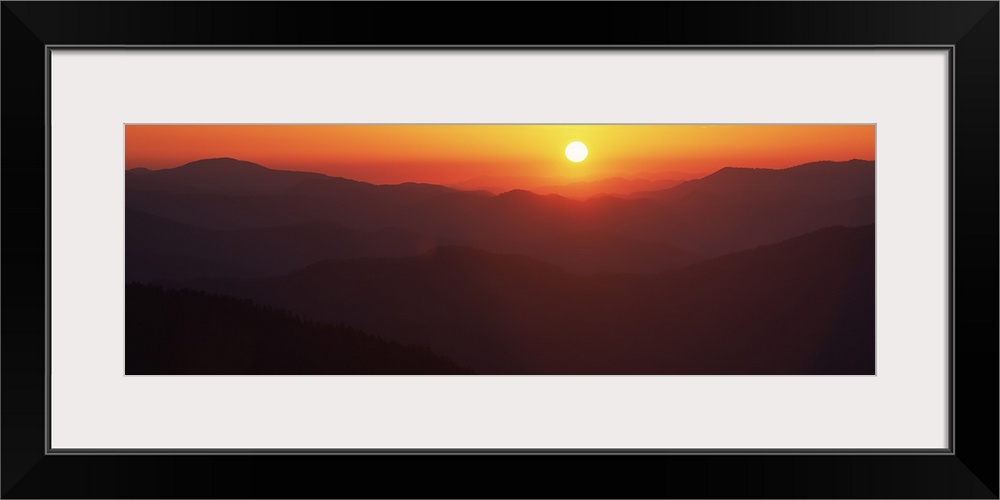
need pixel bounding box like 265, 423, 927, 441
125, 124, 875, 185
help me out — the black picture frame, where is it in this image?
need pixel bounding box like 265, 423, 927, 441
3, 2, 996, 498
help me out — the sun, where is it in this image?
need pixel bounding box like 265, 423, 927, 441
565, 141, 588, 163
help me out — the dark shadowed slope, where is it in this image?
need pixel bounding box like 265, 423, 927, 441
125, 208, 444, 282
192, 224, 875, 375
639, 223, 876, 375
479, 230, 698, 275
125, 283, 474, 375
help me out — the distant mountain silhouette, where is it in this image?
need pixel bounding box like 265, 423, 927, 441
126, 158, 874, 265
449, 174, 567, 194
191, 225, 875, 374
125, 158, 328, 195
126, 159, 472, 230
619, 159, 876, 255
125, 283, 474, 374
631, 159, 875, 202
532, 177, 683, 199
452, 175, 684, 198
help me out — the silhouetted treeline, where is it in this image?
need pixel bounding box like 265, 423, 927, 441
125, 283, 474, 374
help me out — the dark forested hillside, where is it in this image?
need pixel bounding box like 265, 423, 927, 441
125, 283, 474, 375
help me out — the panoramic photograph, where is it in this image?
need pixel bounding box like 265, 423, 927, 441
124, 124, 876, 375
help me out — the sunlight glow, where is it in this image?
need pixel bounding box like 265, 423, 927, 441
565, 141, 588, 163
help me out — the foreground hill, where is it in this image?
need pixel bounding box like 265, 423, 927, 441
125, 283, 473, 374
191, 224, 876, 375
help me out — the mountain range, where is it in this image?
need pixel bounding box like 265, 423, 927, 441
126, 157, 874, 280
125, 156, 876, 374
